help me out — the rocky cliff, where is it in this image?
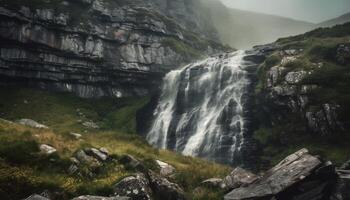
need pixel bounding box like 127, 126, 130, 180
0, 0, 227, 98
250, 23, 350, 168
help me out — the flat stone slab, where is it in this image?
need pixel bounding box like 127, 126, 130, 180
225, 149, 322, 200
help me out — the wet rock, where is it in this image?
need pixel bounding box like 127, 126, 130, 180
17, 119, 49, 129
39, 144, 57, 155
113, 173, 152, 200
155, 160, 175, 176
25, 194, 50, 200
147, 170, 185, 200
224, 149, 329, 200
221, 167, 258, 190
71, 195, 130, 200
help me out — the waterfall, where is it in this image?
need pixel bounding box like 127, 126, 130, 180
147, 50, 250, 165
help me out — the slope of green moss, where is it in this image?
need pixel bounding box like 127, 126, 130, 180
0, 87, 231, 200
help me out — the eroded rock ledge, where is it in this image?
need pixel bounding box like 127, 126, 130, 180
0, 0, 226, 98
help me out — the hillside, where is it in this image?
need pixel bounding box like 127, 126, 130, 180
253, 22, 350, 168
0, 87, 231, 200
318, 12, 350, 27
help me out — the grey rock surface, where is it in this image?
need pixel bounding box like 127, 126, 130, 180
224, 149, 323, 200
113, 173, 152, 200
17, 119, 49, 129
71, 195, 130, 200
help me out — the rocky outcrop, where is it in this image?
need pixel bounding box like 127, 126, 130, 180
68, 147, 110, 178
17, 119, 49, 129
147, 170, 185, 200
224, 149, 337, 200
113, 173, 152, 200
25, 194, 50, 200
0, 1, 226, 98
39, 144, 57, 155
253, 45, 345, 137
155, 160, 175, 177
201, 167, 258, 191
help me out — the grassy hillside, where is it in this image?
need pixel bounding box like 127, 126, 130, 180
254, 23, 350, 168
0, 87, 231, 200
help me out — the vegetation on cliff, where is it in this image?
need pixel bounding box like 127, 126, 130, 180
254, 22, 350, 168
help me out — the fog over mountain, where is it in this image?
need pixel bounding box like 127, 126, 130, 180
198, 0, 314, 49
221, 0, 350, 23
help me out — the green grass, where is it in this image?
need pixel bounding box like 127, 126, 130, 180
254, 23, 350, 169
0, 87, 231, 200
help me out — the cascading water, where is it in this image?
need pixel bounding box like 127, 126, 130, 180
147, 50, 251, 165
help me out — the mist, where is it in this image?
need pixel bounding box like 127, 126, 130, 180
221, 0, 350, 23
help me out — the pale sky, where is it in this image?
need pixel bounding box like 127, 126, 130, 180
221, 0, 350, 23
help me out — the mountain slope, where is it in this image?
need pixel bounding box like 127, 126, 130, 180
252, 22, 350, 168
0, 86, 231, 200
318, 12, 350, 27
199, 0, 314, 49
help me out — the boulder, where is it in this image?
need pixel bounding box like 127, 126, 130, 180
147, 170, 185, 200
75, 150, 101, 168
201, 178, 223, 188
224, 149, 335, 200
39, 144, 57, 155
85, 148, 108, 161
155, 160, 175, 176
113, 173, 152, 200
70, 132, 82, 139
17, 119, 49, 129
25, 194, 50, 200
330, 170, 350, 200
221, 167, 258, 190
82, 121, 100, 129
119, 155, 146, 172
284, 71, 306, 84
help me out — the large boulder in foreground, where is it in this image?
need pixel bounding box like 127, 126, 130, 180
221, 167, 259, 190
113, 173, 152, 200
147, 170, 185, 200
224, 148, 337, 200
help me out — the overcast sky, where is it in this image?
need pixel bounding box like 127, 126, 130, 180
221, 0, 350, 23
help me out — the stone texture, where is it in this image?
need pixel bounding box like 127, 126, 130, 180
113, 173, 152, 200
147, 170, 185, 200
155, 160, 175, 176
221, 167, 258, 190
39, 144, 57, 155
0, 3, 225, 98
17, 119, 49, 129
224, 149, 327, 200
71, 196, 130, 200
25, 194, 50, 200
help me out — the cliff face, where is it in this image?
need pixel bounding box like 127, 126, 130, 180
250, 23, 350, 168
0, 0, 226, 98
